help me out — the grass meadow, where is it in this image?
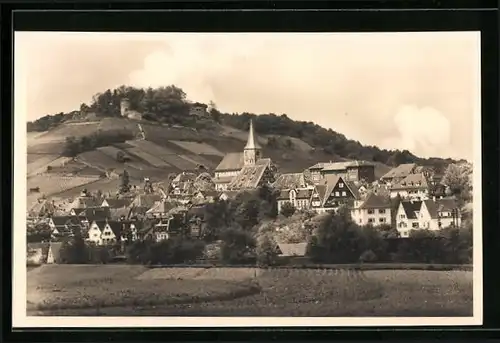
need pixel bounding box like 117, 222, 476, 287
27, 265, 473, 317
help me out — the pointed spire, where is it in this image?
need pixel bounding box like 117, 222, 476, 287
245, 119, 261, 150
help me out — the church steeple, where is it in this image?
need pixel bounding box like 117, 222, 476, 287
243, 119, 262, 166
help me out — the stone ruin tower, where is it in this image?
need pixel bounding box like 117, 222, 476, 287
120, 98, 131, 118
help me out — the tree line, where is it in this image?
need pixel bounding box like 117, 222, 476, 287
62, 130, 135, 157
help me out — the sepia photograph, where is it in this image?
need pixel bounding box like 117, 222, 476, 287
13, 31, 482, 327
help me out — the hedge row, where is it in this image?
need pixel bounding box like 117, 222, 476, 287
146, 263, 473, 271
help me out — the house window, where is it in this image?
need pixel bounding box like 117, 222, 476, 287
368, 218, 374, 223
359, 219, 362, 224
399, 222, 407, 228
401, 230, 409, 238
367, 209, 374, 214
338, 183, 344, 188
412, 222, 419, 228
341, 191, 346, 196
399, 214, 406, 219
379, 209, 385, 214
335, 191, 340, 197
379, 218, 386, 223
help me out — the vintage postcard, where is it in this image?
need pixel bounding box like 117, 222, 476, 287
13, 31, 482, 327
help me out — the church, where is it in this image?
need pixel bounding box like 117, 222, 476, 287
213, 120, 276, 191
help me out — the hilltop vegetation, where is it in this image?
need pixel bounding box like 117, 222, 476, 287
27, 85, 460, 168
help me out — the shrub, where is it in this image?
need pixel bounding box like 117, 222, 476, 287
256, 233, 279, 267
127, 238, 205, 265
280, 202, 296, 218
220, 228, 256, 264
359, 250, 377, 263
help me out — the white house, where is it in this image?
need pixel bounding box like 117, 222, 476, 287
276, 188, 313, 213
86, 220, 136, 245
87, 220, 107, 245
390, 173, 430, 200
420, 198, 462, 231
395, 198, 461, 238
189, 103, 209, 117
395, 200, 423, 238
351, 192, 392, 227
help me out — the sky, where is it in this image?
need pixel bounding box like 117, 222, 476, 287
15, 31, 480, 161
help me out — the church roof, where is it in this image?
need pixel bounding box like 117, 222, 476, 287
244, 119, 261, 150
215, 152, 245, 171
227, 165, 268, 190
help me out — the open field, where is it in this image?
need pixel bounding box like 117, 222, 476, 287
157, 154, 198, 171
78, 150, 127, 172
125, 147, 173, 168
169, 140, 224, 156
27, 265, 258, 315
38, 122, 101, 140
27, 155, 60, 176
126, 140, 179, 157
178, 154, 216, 169
219, 126, 268, 146
96, 146, 132, 160
142, 124, 202, 143
50, 178, 121, 199
27, 142, 65, 155
27, 174, 100, 197
45, 160, 103, 177
27, 265, 472, 317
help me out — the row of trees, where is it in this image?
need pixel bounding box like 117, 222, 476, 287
27, 112, 74, 132
62, 130, 135, 157
306, 207, 472, 265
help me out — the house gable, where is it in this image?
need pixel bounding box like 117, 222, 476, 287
323, 176, 355, 207
87, 221, 103, 242
101, 224, 117, 242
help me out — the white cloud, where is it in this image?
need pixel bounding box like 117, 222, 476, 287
382, 105, 452, 158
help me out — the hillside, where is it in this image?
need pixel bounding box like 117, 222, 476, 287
25, 84, 457, 203
26, 116, 394, 205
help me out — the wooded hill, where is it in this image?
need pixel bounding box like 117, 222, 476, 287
27, 85, 460, 173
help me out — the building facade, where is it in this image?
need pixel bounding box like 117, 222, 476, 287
308, 161, 375, 185
395, 198, 461, 238
351, 192, 392, 226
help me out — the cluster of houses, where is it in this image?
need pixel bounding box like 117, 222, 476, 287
274, 161, 461, 238
27, 119, 465, 263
